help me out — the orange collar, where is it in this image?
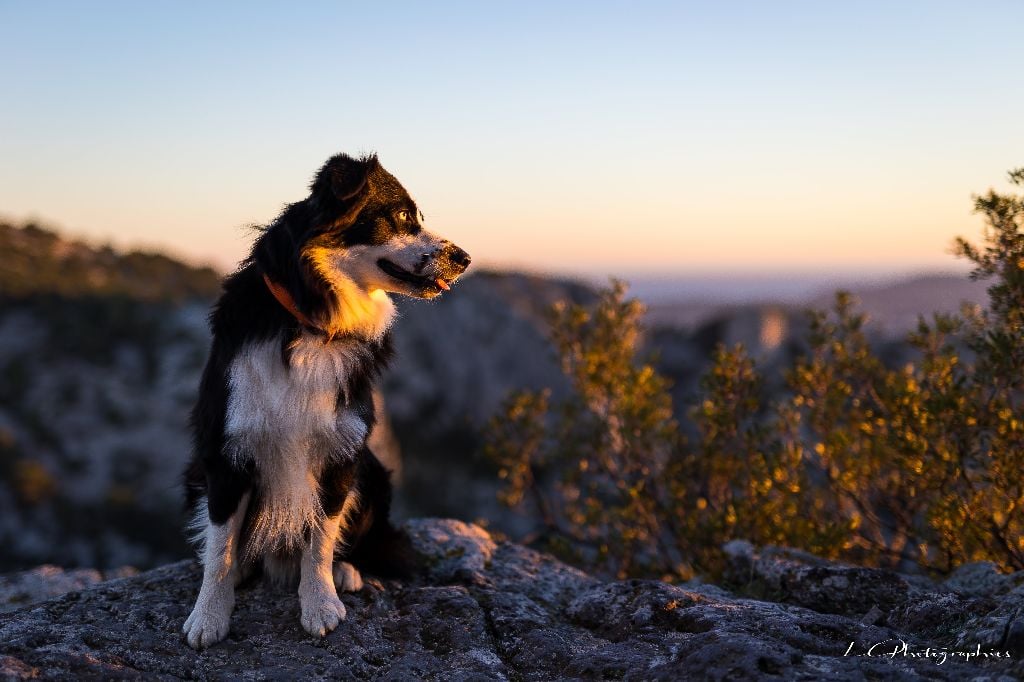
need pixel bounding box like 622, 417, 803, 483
262, 273, 334, 341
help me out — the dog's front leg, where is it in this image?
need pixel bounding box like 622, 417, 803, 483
184, 492, 249, 649
298, 510, 346, 637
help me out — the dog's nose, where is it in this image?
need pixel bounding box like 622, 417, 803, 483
449, 246, 471, 269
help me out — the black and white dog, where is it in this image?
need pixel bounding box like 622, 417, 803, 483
181, 153, 470, 649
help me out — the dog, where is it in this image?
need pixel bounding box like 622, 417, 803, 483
181, 153, 470, 649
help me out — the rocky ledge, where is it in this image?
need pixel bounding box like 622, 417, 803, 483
1, 519, 1021, 680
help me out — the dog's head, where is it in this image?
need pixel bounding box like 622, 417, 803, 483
302, 154, 471, 301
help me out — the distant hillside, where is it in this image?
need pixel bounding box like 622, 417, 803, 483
0, 221, 220, 302
810, 273, 989, 333
645, 273, 988, 335
0, 221, 222, 569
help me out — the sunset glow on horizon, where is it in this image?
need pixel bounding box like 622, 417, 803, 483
1, 2, 1021, 281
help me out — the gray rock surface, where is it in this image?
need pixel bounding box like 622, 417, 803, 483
944, 561, 1024, 598
0, 565, 137, 614
1, 520, 1020, 680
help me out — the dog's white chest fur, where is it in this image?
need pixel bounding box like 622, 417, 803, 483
224, 333, 369, 554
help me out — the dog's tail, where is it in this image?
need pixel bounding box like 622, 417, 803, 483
349, 518, 420, 580
348, 448, 421, 580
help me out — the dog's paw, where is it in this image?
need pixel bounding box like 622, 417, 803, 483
333, 561, 364, 592
300, 590, 347, 637
183, 594, 233, 650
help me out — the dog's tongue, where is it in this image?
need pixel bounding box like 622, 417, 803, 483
436, 278, 450, 291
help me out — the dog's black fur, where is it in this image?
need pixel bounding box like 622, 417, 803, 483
183, 153, 469, 586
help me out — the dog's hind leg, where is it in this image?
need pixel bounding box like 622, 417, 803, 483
184, 492, 250, 649
333, 560, 364, 592
298, 510, 347, 637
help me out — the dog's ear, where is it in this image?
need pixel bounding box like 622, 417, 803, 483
330, 154, 379, 202
311, 153, 380, 229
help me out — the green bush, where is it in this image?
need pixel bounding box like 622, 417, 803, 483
486, 168, 1024, 578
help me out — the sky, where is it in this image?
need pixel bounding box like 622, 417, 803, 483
1, 1, 1022, 289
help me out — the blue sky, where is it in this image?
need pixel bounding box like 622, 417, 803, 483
1, 1, 1022, 282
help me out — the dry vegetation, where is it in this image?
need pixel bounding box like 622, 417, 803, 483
487, 169, 1024, 579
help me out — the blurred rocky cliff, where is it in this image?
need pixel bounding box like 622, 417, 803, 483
0, 221, 988, 570
0, 221, 593, 569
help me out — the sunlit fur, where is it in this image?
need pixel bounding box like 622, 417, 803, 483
225, 333, 372, 560
183, 493, 249, 649
302, 245, 398, 339
298, 508, 347, 636
182, 152, 470, 648
305, 230, 457, 306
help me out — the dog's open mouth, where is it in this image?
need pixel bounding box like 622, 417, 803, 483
377, 259, 450, 293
